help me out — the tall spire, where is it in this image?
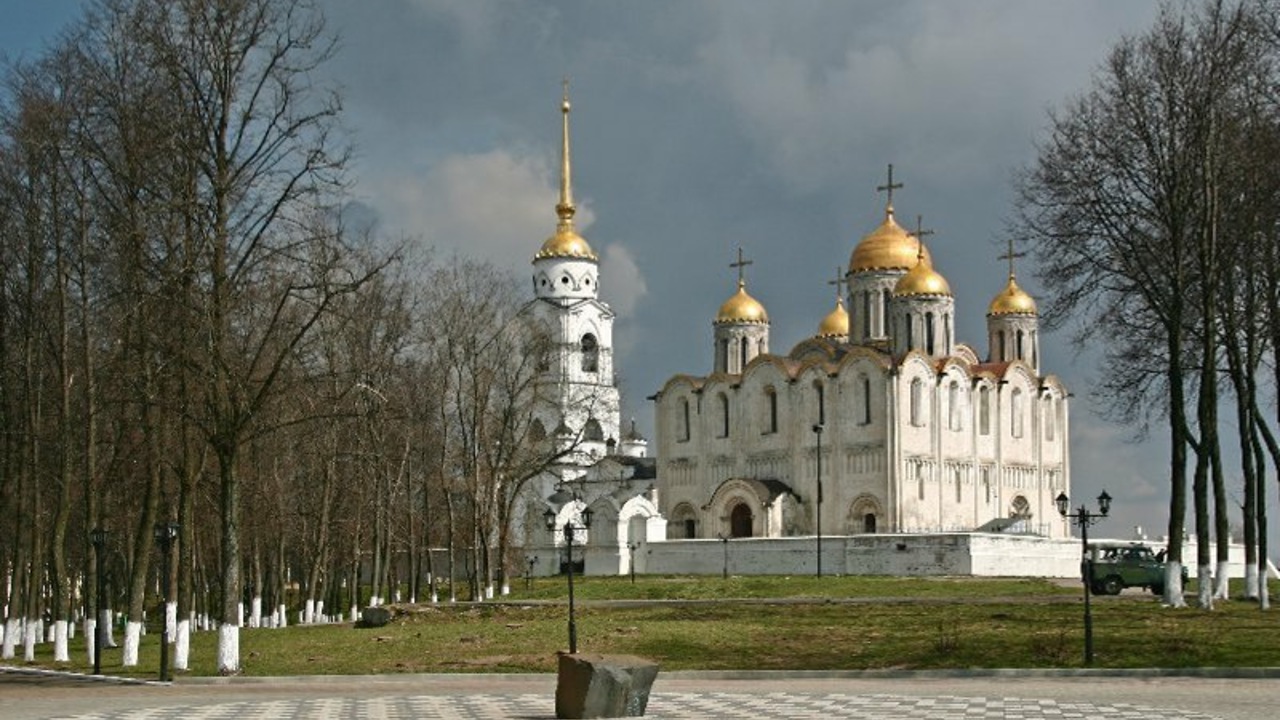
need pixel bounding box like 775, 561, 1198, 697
556, 78, 576, 229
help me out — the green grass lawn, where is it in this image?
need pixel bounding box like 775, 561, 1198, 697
11, 576, 1280, 679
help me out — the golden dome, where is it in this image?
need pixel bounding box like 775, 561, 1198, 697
988, 275, 1037, 316
817, 298, 849, 338
716, 281, 769, 325
535, 225, 598, 261
849, 210, 934, 273
893, 260, 952, 297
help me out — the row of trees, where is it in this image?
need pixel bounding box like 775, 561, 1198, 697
1018, 0, 1280, 608
0, 0, 576, 675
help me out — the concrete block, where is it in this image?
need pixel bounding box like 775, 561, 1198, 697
555, 652, 659, 718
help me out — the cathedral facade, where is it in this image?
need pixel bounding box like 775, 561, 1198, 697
653, 175, 1071, 543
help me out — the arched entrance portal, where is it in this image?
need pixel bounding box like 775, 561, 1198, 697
730, 503, 753, 538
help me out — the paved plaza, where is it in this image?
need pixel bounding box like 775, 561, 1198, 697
3, 668, 1276, 720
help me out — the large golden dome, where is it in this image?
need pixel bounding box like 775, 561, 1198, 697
716, 281, 769, 325
988, 275, 1037, 316
849, 210, 934, 273
894, 260, 952, 297
817, 298, 849, 338
534, 224, 598, 261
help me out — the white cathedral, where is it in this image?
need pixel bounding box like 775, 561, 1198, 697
652, 173, 1071, 543
525, 88, 1072, 579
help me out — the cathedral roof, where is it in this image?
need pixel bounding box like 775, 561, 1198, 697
987, 275, 1037, 316
715, 280, 769, 325
534, 83, 599, 263
849, 208, 934, 274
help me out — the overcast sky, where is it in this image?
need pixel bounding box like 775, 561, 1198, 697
7, 0, 1263, 548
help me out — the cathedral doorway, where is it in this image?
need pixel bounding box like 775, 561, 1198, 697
863, 513, 877, 533
729, 502, 753, 538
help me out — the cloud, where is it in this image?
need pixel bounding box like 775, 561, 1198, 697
367, 148, 596, 271
600, 243, 646, 318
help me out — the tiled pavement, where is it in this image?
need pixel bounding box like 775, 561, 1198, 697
38, 690, 1222, 719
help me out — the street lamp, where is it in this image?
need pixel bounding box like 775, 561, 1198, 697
813, 423, 824, 577
717, 534, 729, 580
627, 542, 639, 584
526, 556, 538, 592
1056, 490, 1112, 666
153, 522, 180, 682
89, 528, 107, 676
543, 504, 593, 654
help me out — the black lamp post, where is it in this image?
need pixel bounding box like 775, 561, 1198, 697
627, 542, 639, 584
813, 423, 824, 577
153, 522, 180, 682
90, 528, 107, 676
544, 505, 593, 654
525, 556, 538, 592
718, 534, 729, 579
1056, 490, 1112, 666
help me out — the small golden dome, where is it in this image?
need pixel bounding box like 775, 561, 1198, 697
849, 210, 934, 273
534, 225, 598, 262
716, 281, 769, 325
817, 298, 849, 338
894, 260, 952, 297
988, 275, 1037, 316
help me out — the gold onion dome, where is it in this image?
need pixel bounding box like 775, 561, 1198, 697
988, 275, 1037, 316
894, 259, 952, 297
849, 209, 934, 273
818, 298, 849, 338
716, 280, 769, 325
534, 81, 598, 263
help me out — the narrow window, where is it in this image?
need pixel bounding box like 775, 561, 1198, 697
955, 468, 963, 504
1016, 329, 1025, 360
581, 333, 599, 372
861, 375, 872, 424
1045, 396, 1056, 441
979, 386, 990, 436
719, 393, 730, 438
740, 337, 749, 369
678, 398, 690, 442
862, 291, 871, 337
944, 314, 952, 356
1011, 388, 1024, 438
997, 330, 1006, 361
906, 314, 914, 350
584, 419, 604, 441
814, 381, 825, 425
910, 378, 923, 427
925, 312, 935, 355
982, 467, 991, 504
917, 464, 925, 501
882, 290, 891, 335
948, 381, 960, 431
765, 388, 778, 434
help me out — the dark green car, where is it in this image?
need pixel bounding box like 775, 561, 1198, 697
1087, 542, 1187, 595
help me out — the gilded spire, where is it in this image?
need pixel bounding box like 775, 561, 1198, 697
876, 163, 903, 218
998, 236, 1026, 280
556, 78, 576, 228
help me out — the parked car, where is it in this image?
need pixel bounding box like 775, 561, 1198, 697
1086, 541, 1187, 595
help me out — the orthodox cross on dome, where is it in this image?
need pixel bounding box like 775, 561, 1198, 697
730, 246, 754, 288
876, 163, 903, 214
911, 214, 934, 264
827, 267, 846, 300
998, 236, 1027, 279
556, 77, 576, 226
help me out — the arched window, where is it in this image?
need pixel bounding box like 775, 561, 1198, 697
917, 464, 926, 501
944, 314, 952, 355
671, 503, 698, 539
860, 375, 872, 424
863, 513, 877, 533
948, 381, 961, 431
1016, 329, 1025, 360
997, 330, 1006, 361
925, 312, 935, 355
730, 502, 753, 538
764, 387, 778, 434
910, 378, 924, 427
677, 398, 690, 442
982, 467, 991, 504
955, 468, 963, 504
740, 337, 749, 369
1011, 388, 1024, 438
882, 290, 891, 334
905, 314, 914, 350
979, 386, 991, 436
862, 291, 871, 337
1010, 495, 1032, 519
718, 393, 730, 438
814, 381, 825, 425
1044, 396, 1056, 441
529, 419, 547, 442
583, 419, 604, 442
581, 333, 599, 373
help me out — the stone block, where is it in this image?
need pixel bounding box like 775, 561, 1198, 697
555, 652, 659, 718
358, 606, 392, 628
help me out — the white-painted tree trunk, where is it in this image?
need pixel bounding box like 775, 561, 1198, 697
101, 609, 117, 647
166, 601, 177, 641
303, 599, 314, 624
237, 602, 245, 628
370, 595, 382, 607
84, 618, 96, 666
53, 620, 69, 662
277, 604, 288, 628
501, 583, 510, 596
68, 621, 74, 639
122, 621, 142, 666
349, 603, 357, 621
430, 591, 438, 604
1197, 563, 1214, 609
47, 623, 56, 642
1244, 564, 1260, 599
174, 619, 191, 670
1164, 562, 1188, 607
217, 624, 239, 674
484, 584, 494, 600
249, 596, 262, 628
2, 618, 17, 658
1213, 561, 1231, 600
23, 619, 39, 661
